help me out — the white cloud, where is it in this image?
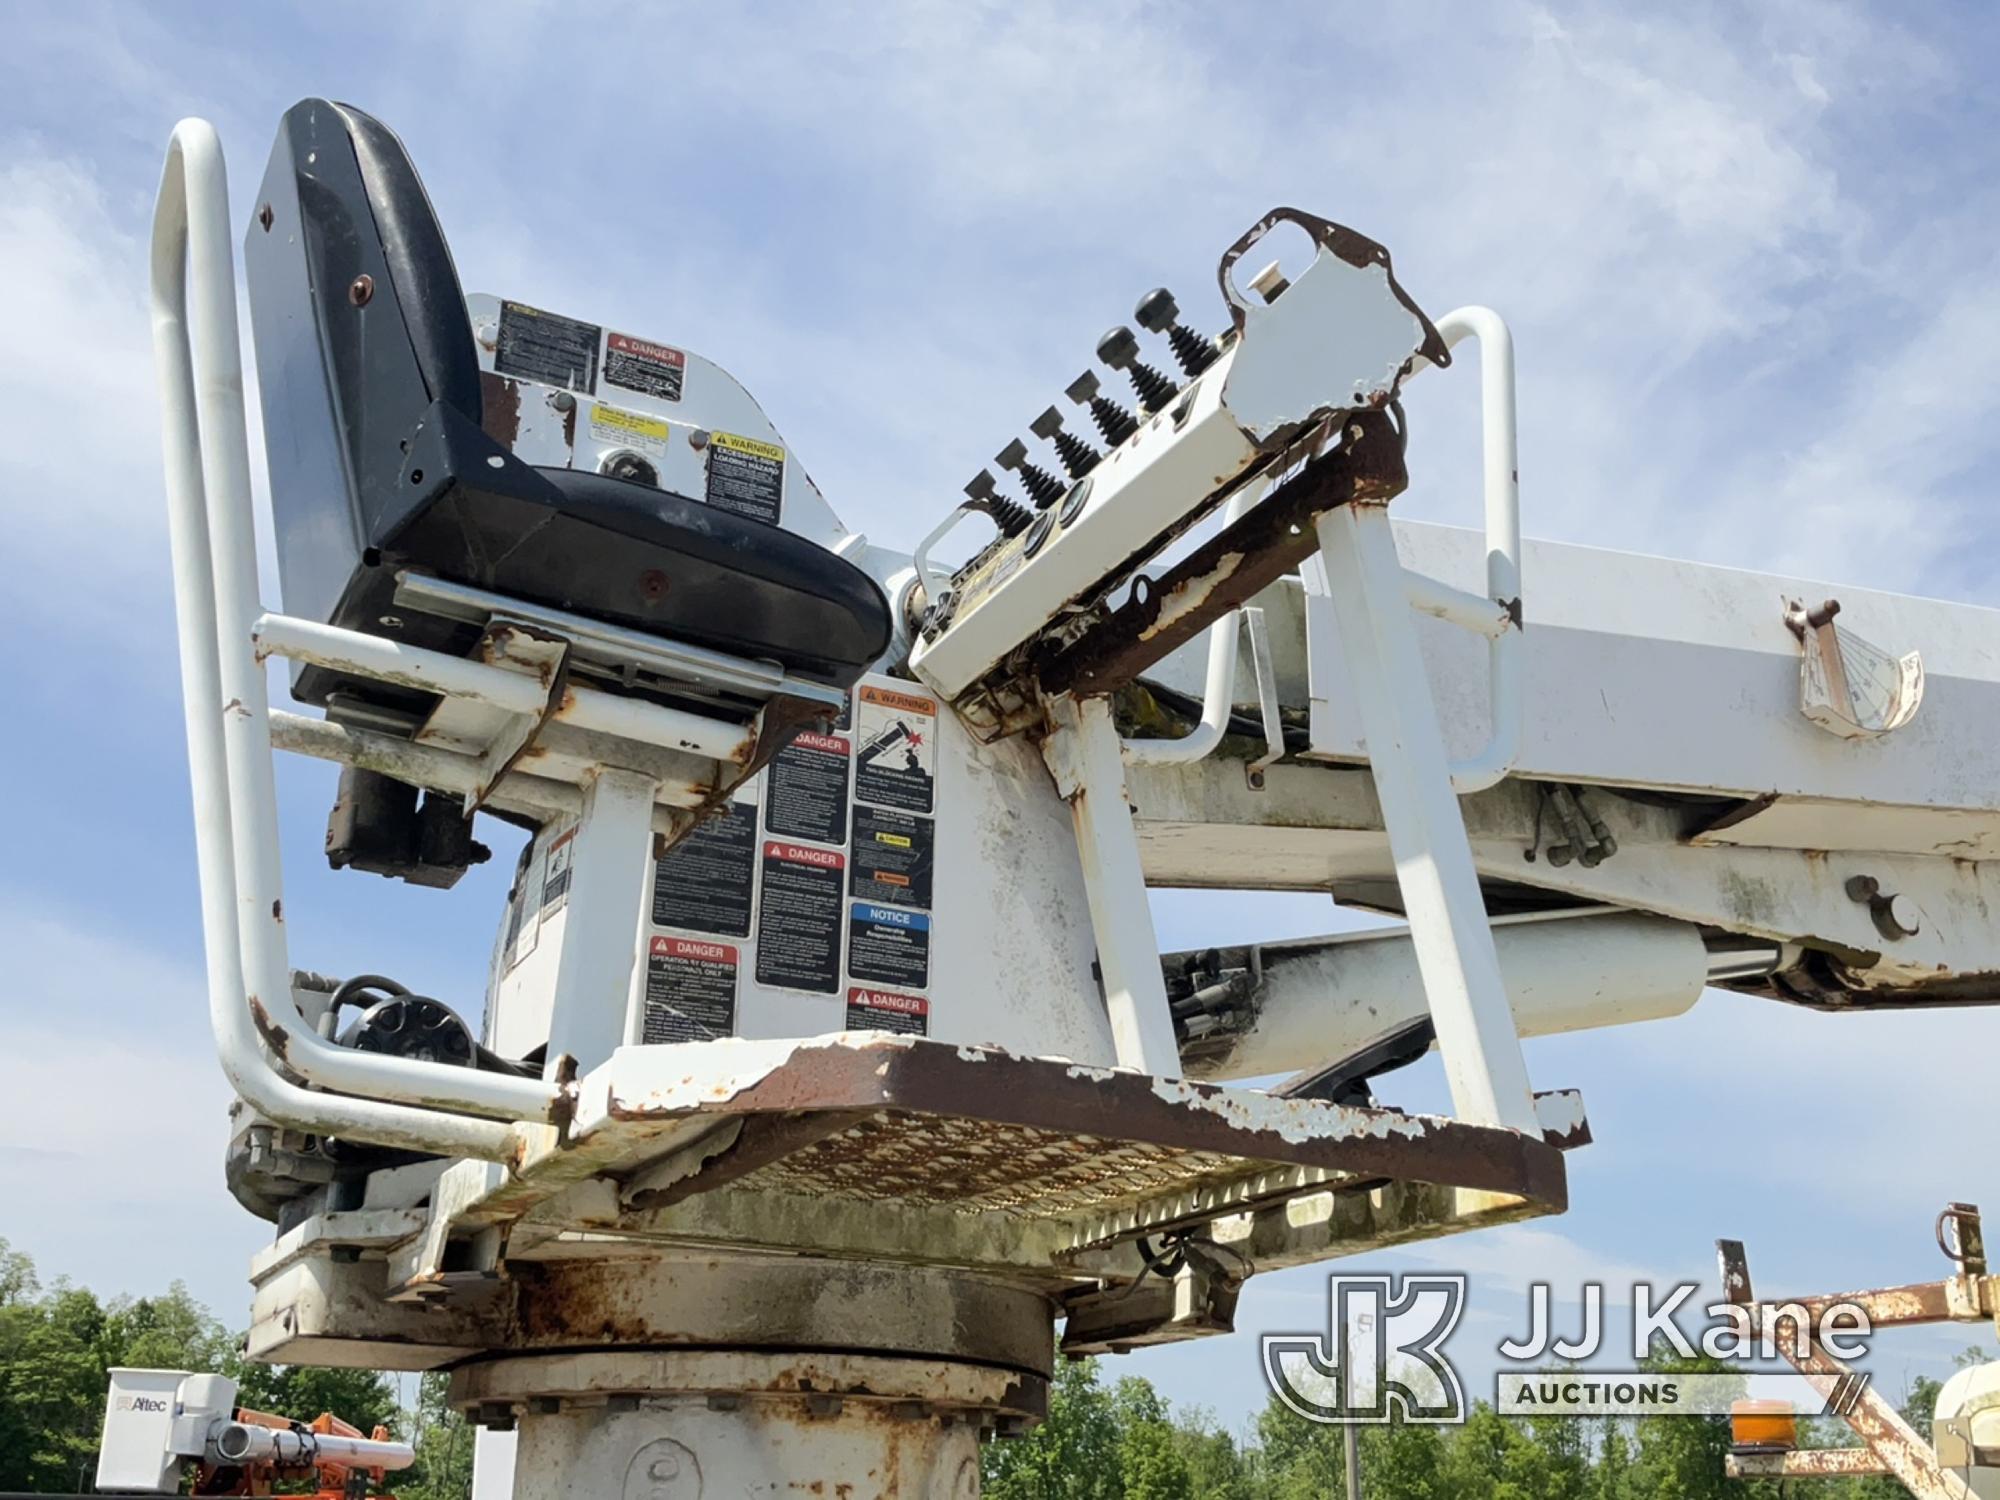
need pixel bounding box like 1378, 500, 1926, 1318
0, 900, 265, 1321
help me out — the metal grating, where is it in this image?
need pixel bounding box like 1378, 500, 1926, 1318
733, 1110, 1266, 1217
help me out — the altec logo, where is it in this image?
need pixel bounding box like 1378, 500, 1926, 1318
115, 1395, 172, 1413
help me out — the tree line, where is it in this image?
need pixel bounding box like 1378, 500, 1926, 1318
1, 1237, 1977, 1498
0, 1239, 467, 1498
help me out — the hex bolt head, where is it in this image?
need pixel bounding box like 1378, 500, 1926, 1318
1065, 371, 1101, 404
1134, 287, 1179, 332
1095, 325, 1140, 369
1030, 405, 1065, 440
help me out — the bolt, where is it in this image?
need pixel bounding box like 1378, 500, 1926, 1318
553, 391, 576, 413
257, 202, 273, 232
348, 274, 374, 307
1847, 873, 1919, 939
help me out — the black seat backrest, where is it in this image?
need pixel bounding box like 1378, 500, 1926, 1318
246, 99, 482, 625
245, 98, 893, 709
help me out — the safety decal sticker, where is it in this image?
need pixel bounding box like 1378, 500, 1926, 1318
507, 838, 548, 969
755, 841, 846, 993
604, 331, 686, 402
495, 300, 600, 394
845, 986, 930, 1037
849, 806, 933, 910
539, 825, 576, 917
763, 730, 851, 846
589, 402, 671, 453
704, 431, 785, 525
854, 684, 937, 814
642, 936, 738, 1043
846, 901, 930, 989
653, 801, 758, 938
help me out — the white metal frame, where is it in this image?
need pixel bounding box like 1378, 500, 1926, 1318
1402, 305, 1524, 793
1316, 499, 1539, 1130
152, 120, 813, 1158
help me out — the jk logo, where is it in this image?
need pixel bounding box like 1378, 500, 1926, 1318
1262, 1274, 1468, 1424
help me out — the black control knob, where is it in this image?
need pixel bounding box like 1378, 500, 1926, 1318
1134, 287, 1219, 377
1065, 370, 1139, 446
1030, 405, 1100, 480
963, 469, 1032, 537
1096, 324, 1179, 415
997, 438, 1066, 510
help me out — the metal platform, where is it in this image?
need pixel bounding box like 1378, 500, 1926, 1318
248, 1036, 1586, 1368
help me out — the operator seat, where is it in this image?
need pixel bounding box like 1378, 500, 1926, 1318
243, 98, 890, 718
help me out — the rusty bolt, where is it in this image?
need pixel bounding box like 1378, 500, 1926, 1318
639, 568, 669, 602
257, 202, 273, 231
348, 273, 374, 306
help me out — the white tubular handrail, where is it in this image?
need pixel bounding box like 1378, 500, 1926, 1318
153, 119, 555, 1154
251, 615, 759, 764
1405, 305, 1523, 793
1120, 479, 1266, 766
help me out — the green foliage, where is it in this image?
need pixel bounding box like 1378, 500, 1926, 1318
3, 1239, 1995, 1500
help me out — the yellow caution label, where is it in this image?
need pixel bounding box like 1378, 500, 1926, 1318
590, 403, 671, 450
712, 430, 785, 463
874, 832, 912, 848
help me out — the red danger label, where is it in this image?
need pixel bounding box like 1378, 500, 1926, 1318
848, 987, 928, 1016
651, 936, 737, 965
764, 841, 845, 870
608, 332, 685, 368
790, 732, 851, 755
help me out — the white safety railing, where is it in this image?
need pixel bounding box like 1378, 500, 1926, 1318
153, 119, 787, 1158
1403, 305, 1523, 793
154, 120, 532, 1158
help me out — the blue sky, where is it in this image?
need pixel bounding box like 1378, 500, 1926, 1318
4, 0, 2000, 1435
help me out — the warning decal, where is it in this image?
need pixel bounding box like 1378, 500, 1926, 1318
654, 802, 757, 938
849, 806, 933, 909
605, 331, 687, 402
642, 936, 738, 1043
847, 902, 931, 989
495, 301, 600, 394
854, 684, 938, 814
589, 402, 671, 453
764, 731, 851, 846
755, 841, 845, 993
539, 826, 576, 916
845, 986, 929, 1037
704, 431, 785, 525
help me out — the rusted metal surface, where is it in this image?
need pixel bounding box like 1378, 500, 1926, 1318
504, 1258, 1055, 1374
450, 1348, 1048, 1424
1727, 1447, 1893, 1478
1216, 207, 1451, 364
1717, 1212, 1988, 1498
1032, 409, 1408, 698
595, 1034, 1573, 1221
